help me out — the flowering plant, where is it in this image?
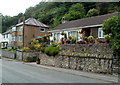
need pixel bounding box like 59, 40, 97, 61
104, 34, 111, 40
87, 36, 94, 41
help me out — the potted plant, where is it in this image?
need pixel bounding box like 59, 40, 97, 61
36, 57, 40, 64
87, 36, 94, 44
60, 37, 64, 44
95, 38, 100, 44
104, 34, 111, 43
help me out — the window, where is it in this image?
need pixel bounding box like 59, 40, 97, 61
3, 35, 5, 38
12, 36, 16, 41
19, 26, 23, 31
18, 35, 23, 42
98, 28, 104, 38
40, 28, 45, 32
68, 31, 77, 37
6, 34, 8, 38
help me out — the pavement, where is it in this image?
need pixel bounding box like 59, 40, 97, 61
2, 58, 119, 83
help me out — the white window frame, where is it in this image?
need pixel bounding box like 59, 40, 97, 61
98, 28, 104, 38
19, 26, 23, 31
18, 35, 23, 42
40, 28, 45, 32
12, 36, 16, 41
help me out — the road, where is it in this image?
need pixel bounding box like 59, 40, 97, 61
1, 59, 115, 83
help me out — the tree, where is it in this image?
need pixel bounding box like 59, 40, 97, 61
86, 8, 99, 17
65, 3, 85, 20
102, 15, 120, 56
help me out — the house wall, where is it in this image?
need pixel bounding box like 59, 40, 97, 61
50, 30, 81, 43
90, 27, 99, 38
0, 33, 2, 43
11, 25, 49, 47
23, 25, 49, 47
2, 33, 12, 44
50, 26, 104, 42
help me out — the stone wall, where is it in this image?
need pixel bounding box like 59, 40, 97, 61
2, 50, 16, 59
60, 44, 112, 58
16, 44, 116, 74
39, 53, 113, 74
16, 50, 39, 61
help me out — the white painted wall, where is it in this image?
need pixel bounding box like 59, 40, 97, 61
50, 29, 83, 43
2, 33, 12, 44
0, 33, 2, 43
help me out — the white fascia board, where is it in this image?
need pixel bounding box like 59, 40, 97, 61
48, 24, 102, 32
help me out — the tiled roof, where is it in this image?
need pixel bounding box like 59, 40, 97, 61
52, 12, 119, 31
16, 18, 48, 28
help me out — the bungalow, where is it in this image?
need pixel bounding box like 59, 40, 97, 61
1, 29, 12, 48
11, 18, 49, 48
49, 12, 119, 43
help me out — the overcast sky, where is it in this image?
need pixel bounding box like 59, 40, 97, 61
0, 0, 42, 16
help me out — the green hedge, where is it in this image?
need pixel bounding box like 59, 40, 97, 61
44, 46, 60, 56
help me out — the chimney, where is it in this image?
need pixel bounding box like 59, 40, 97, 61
18, 18, 21, 24
62, 17, 68, 24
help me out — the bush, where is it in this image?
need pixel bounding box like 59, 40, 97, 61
25, 56, 32, 62
21, 47, 30, 51
41, 47, 45, 53
29, 45, 35, 50
12, 46, 17, 50
87, 36, 94, 41
34, 44, 42, 51
45, 46, 60, 56
104, 34, 111, 40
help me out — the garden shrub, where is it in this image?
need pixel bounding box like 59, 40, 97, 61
41, 47, 45, 53
21, 47, 30, 51
25, 56, 33, 62
34, 44, 42, 51
45, 46, 60, 56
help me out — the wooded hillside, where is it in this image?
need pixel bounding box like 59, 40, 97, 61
1, 2, 120, 33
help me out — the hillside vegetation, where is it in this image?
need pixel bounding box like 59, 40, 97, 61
1, 2, 120, 33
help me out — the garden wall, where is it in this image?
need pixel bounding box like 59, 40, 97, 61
2, 50, 16, 59
16, 50, 39, 61
39, 53, 113, 74
60, 43, 113, 58
16, 44, 118, 75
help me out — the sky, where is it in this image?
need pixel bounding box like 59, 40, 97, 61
0, 0, 43, 16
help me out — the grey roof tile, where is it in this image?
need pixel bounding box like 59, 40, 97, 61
52, 12, 119, 31
16, 18, 48, 28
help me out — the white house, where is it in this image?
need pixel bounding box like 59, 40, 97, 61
0, 33, 3, 48
1, 29, 12, 48
0, 33, 2, 43
49, 12, 119, 43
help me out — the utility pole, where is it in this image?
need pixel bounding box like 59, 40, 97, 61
23, 17, 25, 47
22, 17, 25, 61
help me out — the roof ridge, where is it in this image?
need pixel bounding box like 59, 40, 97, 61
68, 12, 119, 23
